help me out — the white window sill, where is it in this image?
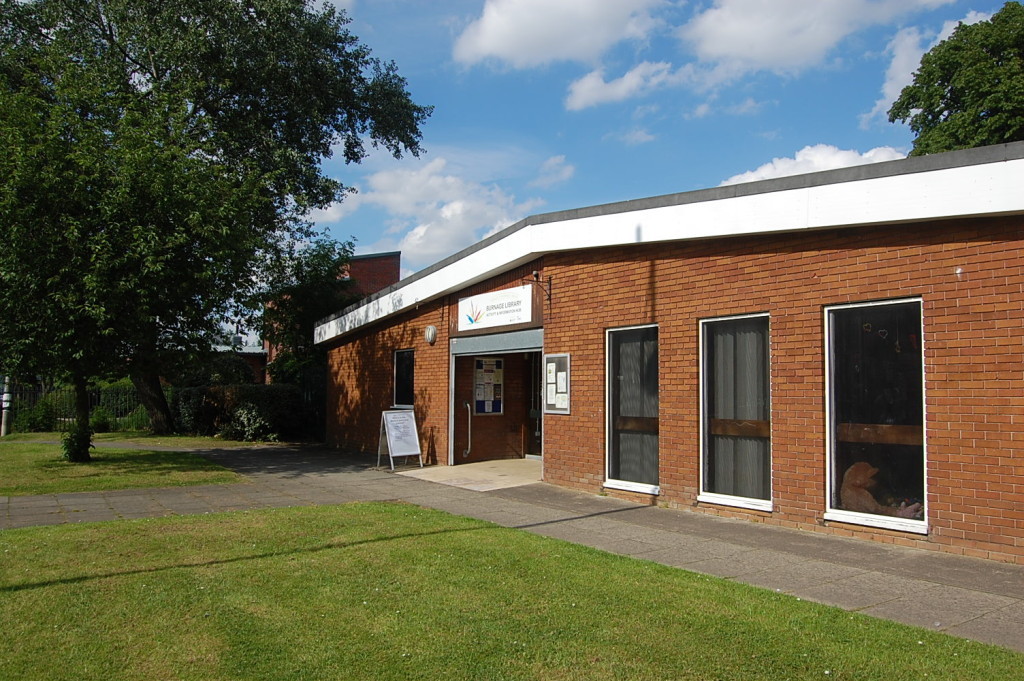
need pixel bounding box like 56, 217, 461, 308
824, 509, 927, 535
604, 479, 659, 496
698, 492, 772, 513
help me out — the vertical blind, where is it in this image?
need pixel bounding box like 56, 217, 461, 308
704, 317, 770, 500
609, 326, 659, 486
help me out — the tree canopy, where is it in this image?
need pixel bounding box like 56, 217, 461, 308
889, 1, 1024, 155
259, 238, 360, 385
0, 0, 430, 457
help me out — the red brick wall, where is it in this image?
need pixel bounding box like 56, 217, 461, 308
325, 299, 450, 464
542, 215, 1024, 563
325, 218, 1024, 563
345, 252, 401, 297
325, 261, 544, 464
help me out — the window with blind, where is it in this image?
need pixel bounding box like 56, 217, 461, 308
700, 315, 771, 508
606, 325, 659, 492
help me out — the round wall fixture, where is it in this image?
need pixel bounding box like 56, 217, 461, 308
424, 325, 438, 345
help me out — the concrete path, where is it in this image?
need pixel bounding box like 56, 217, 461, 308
2, 445, 1023, 653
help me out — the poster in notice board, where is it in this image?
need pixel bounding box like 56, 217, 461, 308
474, 357, 504, 414
544, 353, 570, 414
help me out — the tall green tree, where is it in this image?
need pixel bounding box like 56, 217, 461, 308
259, 237, 361, 385
0, 0, 430, 458
889, 1, 1024, 155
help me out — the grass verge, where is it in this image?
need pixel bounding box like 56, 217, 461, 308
1, 503, 1020, 680
0, 435, 242, 496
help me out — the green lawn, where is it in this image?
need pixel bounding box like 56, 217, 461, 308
0, 433, 243, 495
1, 503, 1019, 681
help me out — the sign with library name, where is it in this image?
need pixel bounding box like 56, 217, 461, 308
457, 285, 533, 332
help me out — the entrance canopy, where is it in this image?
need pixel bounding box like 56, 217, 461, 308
450, 329, 543, 355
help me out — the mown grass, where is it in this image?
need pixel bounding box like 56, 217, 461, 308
1, 503, 1020, 681
0, 433, 243, 496
7, 430, 261, 449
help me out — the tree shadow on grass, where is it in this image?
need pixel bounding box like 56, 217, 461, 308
35, 449, 236, 476
0, 521, 497, 593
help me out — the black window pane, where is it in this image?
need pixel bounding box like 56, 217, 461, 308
394, 350, 414, 406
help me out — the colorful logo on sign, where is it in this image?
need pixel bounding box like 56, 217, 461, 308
457, 285, 533, 332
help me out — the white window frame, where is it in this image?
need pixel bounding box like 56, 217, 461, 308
698, 313, 773, 512
393, 348, 415, 409
823, 298, 927, 534
604, 324, 660, 496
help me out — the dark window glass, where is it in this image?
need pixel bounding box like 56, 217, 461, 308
394, 349, 414, 407
829, 302, 924, 520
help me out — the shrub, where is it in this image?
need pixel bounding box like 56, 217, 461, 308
115, 405, 150, 431
90, 406, 114, 433
171, 384, 305, 441
97, 379, 141, 415
61, 422, 94, 462
12, 399, 56, 432
219, 403, 278, 442
171, 388, 218, 436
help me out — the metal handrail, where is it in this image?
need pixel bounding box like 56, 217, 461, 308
463, 401, 472, 458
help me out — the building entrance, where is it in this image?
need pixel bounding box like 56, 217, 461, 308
447, 328, 543, 465
451, 351, 542, 464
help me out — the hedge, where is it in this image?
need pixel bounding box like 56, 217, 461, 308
171, 384, 306, 441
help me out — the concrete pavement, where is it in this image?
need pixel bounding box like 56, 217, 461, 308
2, 445, 1023, 653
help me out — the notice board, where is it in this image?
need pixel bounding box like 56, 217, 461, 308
378, 409, 423, 470
543, 353, 570, 414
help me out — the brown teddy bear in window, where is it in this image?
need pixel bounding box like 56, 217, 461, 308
841, 461, 922, 519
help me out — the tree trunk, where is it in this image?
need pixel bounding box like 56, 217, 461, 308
64, 373, 93, 462
131, 367, 175, 435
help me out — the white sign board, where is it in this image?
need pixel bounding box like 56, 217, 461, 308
378, 410, 423, 470
457, 285, 533, 332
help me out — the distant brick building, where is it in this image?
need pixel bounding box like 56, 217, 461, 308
264, 251, 401, 370
343, 251, 401, 298
316, 143, 1024, 564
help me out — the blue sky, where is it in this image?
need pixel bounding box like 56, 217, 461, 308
315, 0, 1004, 275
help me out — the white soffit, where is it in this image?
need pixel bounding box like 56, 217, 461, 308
315, 156, 1024, 345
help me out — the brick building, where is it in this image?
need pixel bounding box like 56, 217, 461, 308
316, 143, 1024, 564
264, 251, 401, 368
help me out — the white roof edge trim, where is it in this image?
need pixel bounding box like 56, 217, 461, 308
315, 157, 1024, 345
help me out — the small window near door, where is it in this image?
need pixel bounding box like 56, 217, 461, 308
700, 314, 771, 509
394, 349, 414, 408
826, 299, 925, 531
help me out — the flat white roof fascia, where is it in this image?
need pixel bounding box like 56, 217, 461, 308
315, 153, 1024, 345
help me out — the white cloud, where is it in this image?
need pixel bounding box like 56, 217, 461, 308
680, 0, 956, 79
347, 158, 542, 270
726, 97, 764, 116
860, 10, 992, 128
719, 144, 906, 185
308, 189, 361, 225
454, 0, 664, 68
529, 155, 575, 188
622, 128, 657, 145
686, 102, 713, 120
566, 62, 694, 110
